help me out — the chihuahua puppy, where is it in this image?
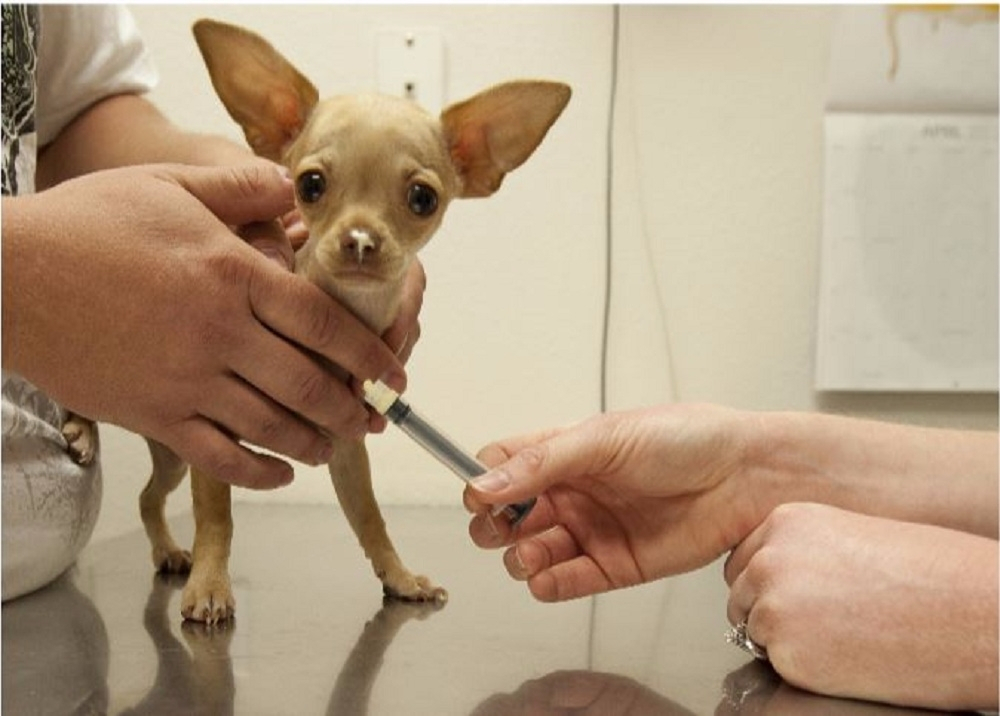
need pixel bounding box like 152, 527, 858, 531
135, 19, 570, 623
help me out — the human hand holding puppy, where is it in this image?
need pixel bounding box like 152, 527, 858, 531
2, 162, 410, 490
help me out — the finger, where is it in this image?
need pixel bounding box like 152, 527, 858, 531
466, 479, 560, 546
247, 262, 407, 392
463, 427, 572, 515
391, 326, 419, 364
241, 219, 295, 270
475, 425, 568, 467
467, 419, 610, 505
171, 163, 295, 228
382, 260, 426, 360
476, 441, 517, 469
724, 513, 780, 629
467, 508, 501, 545
726, 569, 757, 626
504, 526, 582, 580
200, 374, 332, 465
498, 527, 623, 602
167, 418, 294, 490
528, 553, 616, 603
726, 578, 770, 657
462, 486, 488, 517
367, 411, 389, 434
282, 208, 309, 250
723, 520, 769, 586
228, 319, 370, 441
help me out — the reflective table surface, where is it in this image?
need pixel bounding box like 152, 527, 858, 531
3, 505, 974, 715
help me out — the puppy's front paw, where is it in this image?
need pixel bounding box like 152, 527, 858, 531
62, 415, 96, 465
181, 573, 235, 625
382, 571, 448, 605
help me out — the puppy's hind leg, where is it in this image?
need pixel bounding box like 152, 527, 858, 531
140, 440, 192, 574
328, 438, 447, 604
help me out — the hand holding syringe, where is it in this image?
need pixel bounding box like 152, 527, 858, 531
362, 380, 536, 525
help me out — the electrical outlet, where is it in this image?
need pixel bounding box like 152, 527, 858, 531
376, 28, 445, 113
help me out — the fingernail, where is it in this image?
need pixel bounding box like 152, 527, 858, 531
316, 442, 333, 465
483, 511, 501, 542
393, 332, 410, 357
507, 545, 529, 579
471, 470, 509, 493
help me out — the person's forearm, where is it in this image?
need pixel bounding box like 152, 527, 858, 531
2, 196, 49, 372
36, 93, 264, 189
747, 412, 999, 538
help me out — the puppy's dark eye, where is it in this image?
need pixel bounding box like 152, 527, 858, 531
296, 171, 326, 204
407, 183, 438, 217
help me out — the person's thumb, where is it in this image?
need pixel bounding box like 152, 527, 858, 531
170, 163, 295, 228
469, 422, 605, 503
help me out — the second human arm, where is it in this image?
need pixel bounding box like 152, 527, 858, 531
464, 405, 998, 600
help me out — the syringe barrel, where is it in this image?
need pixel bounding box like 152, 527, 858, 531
391, 404, 486, 481
387, 401, 536, 525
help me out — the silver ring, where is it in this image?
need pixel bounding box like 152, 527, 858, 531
725, 619, 769, 661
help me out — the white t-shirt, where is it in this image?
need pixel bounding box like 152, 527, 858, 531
1, 4, 157, 600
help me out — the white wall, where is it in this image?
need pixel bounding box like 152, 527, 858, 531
605, 6, 998, 424
92, 5, 997, 544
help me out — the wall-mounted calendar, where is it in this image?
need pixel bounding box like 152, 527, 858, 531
815, 6, 998, 392
815, 113, 998, 391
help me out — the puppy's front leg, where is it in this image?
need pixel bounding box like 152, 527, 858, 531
328, 438, 447, 603
182, 469, 235, 624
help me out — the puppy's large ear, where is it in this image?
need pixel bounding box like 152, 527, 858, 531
442, 81, 571, 198
193, 19, 318, 161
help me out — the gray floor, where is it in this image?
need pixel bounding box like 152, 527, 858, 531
2, 504, 969, 715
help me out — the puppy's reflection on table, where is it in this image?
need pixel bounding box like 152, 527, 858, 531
327, 598, 444, 715
4, 569, 972, 716
120, 573, 235, 716
121, 574, 442, 715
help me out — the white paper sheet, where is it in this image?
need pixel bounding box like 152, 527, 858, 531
815, 113, 998, 391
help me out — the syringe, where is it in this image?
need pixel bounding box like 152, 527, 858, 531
362, 380, 536, 525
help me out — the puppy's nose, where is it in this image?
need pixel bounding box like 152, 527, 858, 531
340, 227, 381, 264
